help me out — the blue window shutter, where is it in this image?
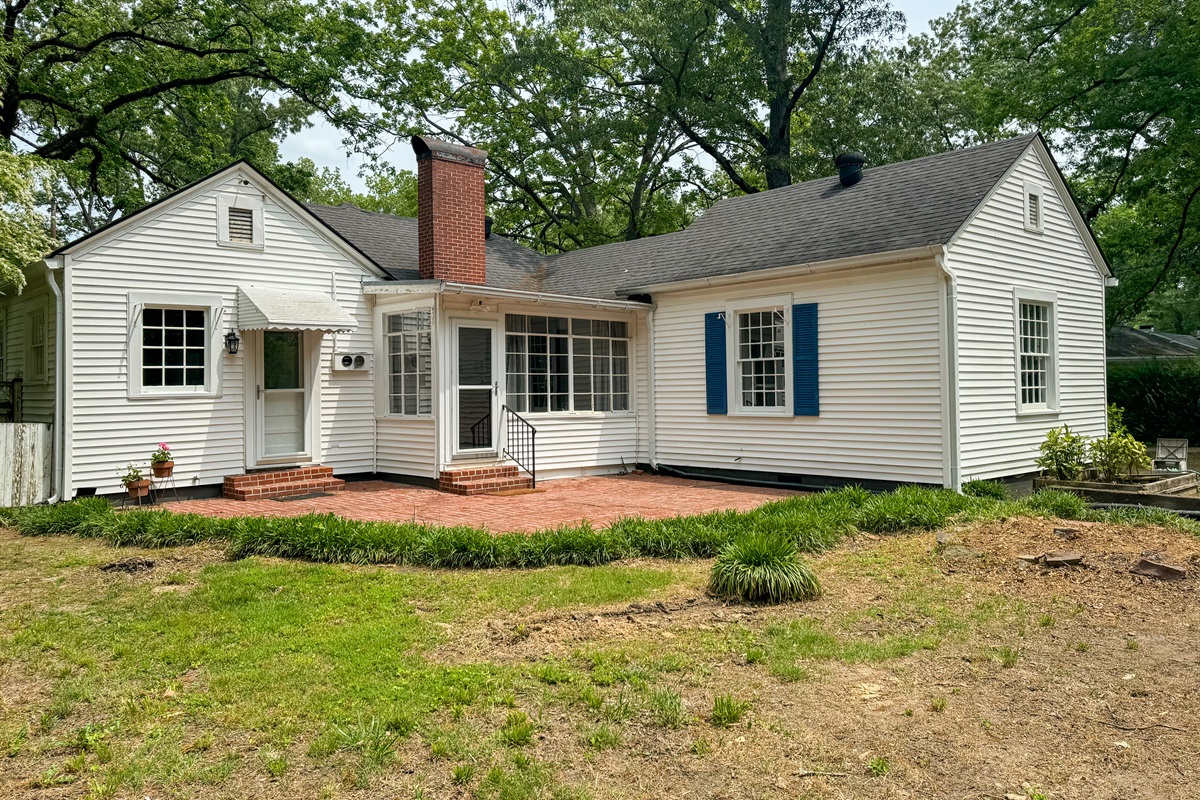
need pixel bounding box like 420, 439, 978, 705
704, 312, 727, 415
793, 303, 819, 416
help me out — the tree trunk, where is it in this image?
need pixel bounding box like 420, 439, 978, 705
762, 0, 793, 189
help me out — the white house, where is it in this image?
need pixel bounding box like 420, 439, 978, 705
0, 134, 1112, 501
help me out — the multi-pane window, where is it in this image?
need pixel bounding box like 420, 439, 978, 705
737, 310, 786, 408
1018, 301, 1052, 407
386, 310, 432, 415
228, 207, 255, 243
27, 310, 47, 381
141, 307, 206, 388
505, 314, 630, 413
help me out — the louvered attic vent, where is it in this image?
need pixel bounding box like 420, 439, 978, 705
228, 207, 255, 243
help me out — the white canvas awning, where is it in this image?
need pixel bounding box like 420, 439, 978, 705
237, 285, 357, 332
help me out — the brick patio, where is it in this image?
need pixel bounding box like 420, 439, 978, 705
167, 473, 797, 532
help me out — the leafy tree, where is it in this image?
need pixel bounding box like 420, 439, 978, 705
0, 149, 56, 291
366, 0, 712, 251
3, 0, 374, 230
290, 159, 420, 218
565, 0, 905, 191
929, 0, 1200, 326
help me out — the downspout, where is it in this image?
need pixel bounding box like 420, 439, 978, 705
43, 258, 65, 503
935, 253, 962, 492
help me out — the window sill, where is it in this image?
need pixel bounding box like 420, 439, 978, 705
378, 414, 435, 421
216, 239, 265, 251
1016, 406, 1060, 418
729, 406, 793, 418
129, 390, 220, 400
514, 410, 635, 419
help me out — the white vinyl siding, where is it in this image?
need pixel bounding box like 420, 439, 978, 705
949, 147, 1107, 480
653, 262, 946, 485
63, 171, 376, 495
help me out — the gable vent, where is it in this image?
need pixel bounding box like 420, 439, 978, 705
228, 207, 255, 243
1028, 193, 1040, 228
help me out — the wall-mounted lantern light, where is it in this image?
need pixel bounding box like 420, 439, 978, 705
224, 330, 241, 355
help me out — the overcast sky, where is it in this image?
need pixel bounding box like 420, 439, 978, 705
278, 0, 960, 191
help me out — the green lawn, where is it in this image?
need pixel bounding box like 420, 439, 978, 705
2, 499, 1196, 799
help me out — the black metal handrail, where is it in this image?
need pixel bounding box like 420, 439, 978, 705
0, 377, 22, 423
501, 404, 537, 487
469, 412, 491, 448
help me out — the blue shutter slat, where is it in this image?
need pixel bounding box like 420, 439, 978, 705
793, 303, 819, 416
704, 312, 727, 415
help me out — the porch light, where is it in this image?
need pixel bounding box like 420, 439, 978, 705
224, 330, 241, 355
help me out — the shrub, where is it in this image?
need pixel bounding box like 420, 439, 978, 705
708, 532, 821, 603
710, 695, 750, 727
1035, 425, 1088, 480
962, 479, 1009, 501
1089, 430, 1152, 482
1108, 359, 1200, 441
1020, 489, 1087, 520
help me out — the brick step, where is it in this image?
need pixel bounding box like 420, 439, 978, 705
223, 466, 345, 501
438, 465, 531, 495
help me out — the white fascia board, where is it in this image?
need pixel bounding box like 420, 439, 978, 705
619, 244, 946, 296
364, 279, 654, 311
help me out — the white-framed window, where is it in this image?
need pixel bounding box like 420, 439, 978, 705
0, 309, 6, 378
385, 309, 433, 416
1014, 289, 1057, 412
1023, 181, 1044, 233
504, 314, 630, 414
726, 295, 792, 415
128, 292, 223, 397
26, 309, 47, 382
217, 192, 265, 249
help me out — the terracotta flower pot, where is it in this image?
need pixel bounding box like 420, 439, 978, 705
124, 479, 151, 498
152, 461, 175, 478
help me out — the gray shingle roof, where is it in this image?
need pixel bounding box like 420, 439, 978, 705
1107, 326, 1200, 359
310, 135, 1037, 300
305, 204, 543, 286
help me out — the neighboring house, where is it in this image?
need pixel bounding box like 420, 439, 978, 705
2, 133, 1112, 500
1107, 325, 1200, 364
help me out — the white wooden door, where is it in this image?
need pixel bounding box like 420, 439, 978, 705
259, 330, 307, 460
452, 320, 499, 456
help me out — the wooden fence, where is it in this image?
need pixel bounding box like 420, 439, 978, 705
1, 423, 52, 506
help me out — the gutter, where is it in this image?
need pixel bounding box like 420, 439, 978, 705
363, 279, 654, 312
935, 252, 962, 492
42, 257, 65, 503
618, 245, 946, 296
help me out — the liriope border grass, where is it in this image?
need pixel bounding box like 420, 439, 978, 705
2, 486, 1197, 570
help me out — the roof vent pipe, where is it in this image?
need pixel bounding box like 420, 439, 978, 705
835, 152, 866, 188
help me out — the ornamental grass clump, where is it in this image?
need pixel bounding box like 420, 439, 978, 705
708, 531, 821, 604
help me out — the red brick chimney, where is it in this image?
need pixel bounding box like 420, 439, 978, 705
412, 135, 488, 284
